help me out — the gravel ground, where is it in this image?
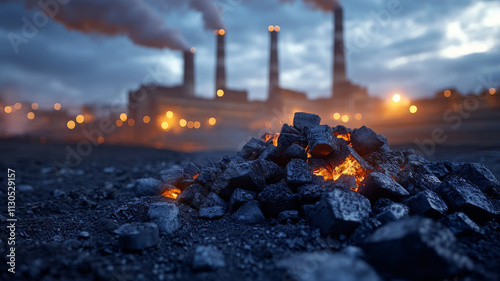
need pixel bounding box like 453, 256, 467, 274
0, 140, 499, 281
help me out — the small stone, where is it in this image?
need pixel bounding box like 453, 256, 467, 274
134, 178, 163, 197
114, 222, 160, 251
404, 190, 448, 218
192, 245, 225, 271
233, 200, 265, 224
229, 188, 256, 212
147, 202, 180, 234
177, 184, 206, 209
199, 206, 225, 220
160, 167, 193, 190
78, 231, 90, 240
53, 189, 65, 197
201, 192, 227, 210
211, 161, 265, 200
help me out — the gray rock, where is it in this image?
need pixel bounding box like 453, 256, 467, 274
258, 182, 298, 218
363, 217, 473, 280
192, 245, 225, 271
134, 178, 163, 197
147, 202, 180, 234
286, 159, 313, 189
311, 189, 371, 235
440, 212, 484, 236
229, 188, 256, 212
233, 200, 265, 224
358, 172, 409, 203
438, 176, 498, 222
114, 222, 160, 251
351, 126, 388, 156
278, 252, 382, 281
293, 112, 321, 131
198, 206, 225, 220
404, 190, 448, 218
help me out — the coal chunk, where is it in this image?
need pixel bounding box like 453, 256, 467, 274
257, 159, 286, 184
201, 192, 227, 210
307, 125, 340, 157
286, 159, 313, 189
160, 167, 193, 190
351, 126, 388, 156
114, 222, 160, 251
195, 166, 222, 187
421, 161, 450, 180
297, 183, 337, 205
404, 190, 448, 218
374, 203, 410, 224
211, 161, 265, 200
199, 206, 225, 220
363, 217, 473, 280
277, 133, 307, 150
177, 184, 206, 209
278, 252, 382, 281
349, 218, 383, 246
440, 212, 484, 236
277, 210, 300, 224
229, 188, 256, 212
192, 245, 225, 271
293, 112, 321, 131
258, 145, 290, 167
233, 200, 265, 224
358, 172, 409, 203
438, 176, 498, 222
258, 182, 298, 218
311, 189, 371, 235
238, 138, 266, 160
134, 178, 163, 197
363, 150, 405, 178
183, 162, 201, 179
396, 168, 441, 195
280, 123, 300, 135
299, 204, 315, 221
147, 202, 180, 234
285, 144, 307, 160
452, 163, 500, 195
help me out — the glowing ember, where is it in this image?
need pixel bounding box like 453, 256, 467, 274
335, 133, 351, 142
311, 155, 368, 191
263, 133, 279, 146
162, 188, 181, 199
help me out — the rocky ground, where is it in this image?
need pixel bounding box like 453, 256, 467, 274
0, 139, 499, 281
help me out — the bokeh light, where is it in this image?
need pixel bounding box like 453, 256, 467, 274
128, 119, 135, 126
76, 114, 85, 123
333, 113, 340, 120
116, 120, 123, 127
67, 120, 75, 129
392, 94, 401, 103
444, 90, 451, 98
179, 119, 187, 127
14, 103, 22, 110
355, 113, 363, 120
120, 113, 127, 122
27, 112, 35, 119
217, 89, 224, 97
54, 103, 61, 110
31, 103, 39, 110
161, 121, 169, 130
143, 116, 150, 124
166, 111, 173, 118
4, 106, 12, 113
341, 115, 349, 123
409, 105, 418, 114
209, 117, 216, 125
194, 121, 201, 129
490, 88, 496, 95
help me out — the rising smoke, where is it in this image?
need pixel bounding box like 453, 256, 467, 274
284, 0, 339, 11
16, 0, 224, 50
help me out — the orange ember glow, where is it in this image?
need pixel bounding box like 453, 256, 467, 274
312, 155, 367, 191
162, 188, 181, 199
335, 133, 351, 142
264, 133, 279, 146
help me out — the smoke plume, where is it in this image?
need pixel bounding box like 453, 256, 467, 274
284, 0, 339, 11
188, 0, 225, 30
21, 0, 190, 50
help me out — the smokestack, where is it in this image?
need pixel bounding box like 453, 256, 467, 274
183, 48, 195, 97
215, 29, 226, 94
268, 25, 280, 100
333, 4, 347, 97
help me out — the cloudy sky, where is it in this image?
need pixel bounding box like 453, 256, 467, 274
1, 0, 499, 107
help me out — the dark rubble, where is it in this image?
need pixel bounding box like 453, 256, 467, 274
2, 112, 500, 281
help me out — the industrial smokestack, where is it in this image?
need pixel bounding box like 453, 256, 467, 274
268, 25, 280, 101
215, 29, 226, 94
184, 49, 195, 97
333, 4, 347, 97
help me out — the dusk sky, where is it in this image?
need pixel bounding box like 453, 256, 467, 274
1, 0, 499, 107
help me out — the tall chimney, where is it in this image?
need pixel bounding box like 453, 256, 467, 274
183, 49, 195, 97
215, 29, 226, 94
268, 25, 280, 100
333, 5, 347, 98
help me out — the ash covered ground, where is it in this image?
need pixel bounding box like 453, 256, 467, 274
0, 139, 499, 281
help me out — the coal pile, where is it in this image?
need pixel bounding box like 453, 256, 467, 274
129, 112, 500, 280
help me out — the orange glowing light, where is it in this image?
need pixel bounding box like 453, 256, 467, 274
218, 29, 225, 36
190, 47, 196, 54
263, 133, 279, 146
187, 121, 194, 129
161, 122, 169, 130
312, 155, 368, 189
409, 105, 418, 114
194, 121, 201, 129
333, 113, 340, 120
392, 94, 401, 103
444, 90, 451, 98
354, 113, 362, 120
209, 117, 216, 125
14, 103, 22, 110
54, 103, 61, 110
31, 103, 38, 110
76, 114, 84, 124
97, 136, 105, 144
120, 113, 127, 122
116, 120, 123, 127
341, 115, 349, 123
179, 119, 187, 127
274, 25, 280, 32
67, 120, 76, 129
4, 106, 12, 113
162, 188, 181, 199
143, 116, 150, 123
490, 88, 496, 95
128, 119, 135, 126
335, 133, 351, 142
27, 112, 35, 119
217, 89, 224, 97
166, 111, 173, 118
268, 25, 274, 32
